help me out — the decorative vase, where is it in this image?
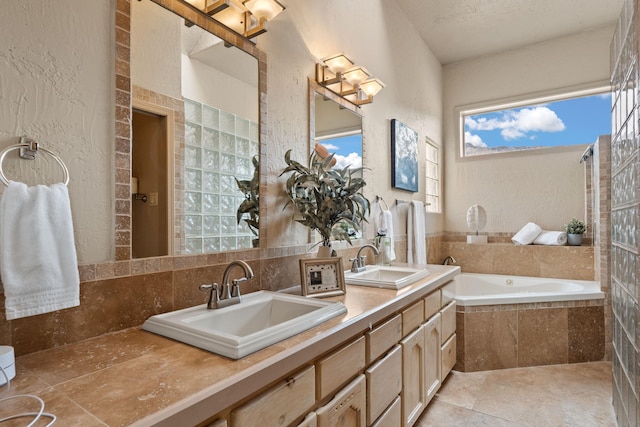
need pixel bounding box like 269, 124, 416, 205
567, 234, 583, 246
317, 244, 333, 258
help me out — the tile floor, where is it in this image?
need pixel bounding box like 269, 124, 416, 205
416, 361, 616, 426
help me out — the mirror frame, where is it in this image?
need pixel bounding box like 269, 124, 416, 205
115, 0, 267, 261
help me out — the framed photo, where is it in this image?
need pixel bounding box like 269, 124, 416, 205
299, 257, 346, 298
391, 119, 419, 192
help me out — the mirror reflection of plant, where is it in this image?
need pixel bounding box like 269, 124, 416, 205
280, 149, 370, 248
236, 155, 260, 246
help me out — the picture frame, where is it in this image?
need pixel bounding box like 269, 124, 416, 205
299, 257, 346, 298
391, 119, 419, 192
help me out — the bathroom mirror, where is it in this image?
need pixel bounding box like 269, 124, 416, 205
308, 79, 363, 243
130, 0, 261, 258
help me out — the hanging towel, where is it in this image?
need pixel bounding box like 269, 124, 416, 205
374, 203, 396, 261
0, 181, 79, 320
511, 222, 542, 245
533, 230, 567, 246
407, 201, 427, 264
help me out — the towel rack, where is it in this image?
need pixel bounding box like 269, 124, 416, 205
396, 199, 431, 206
0, 138, 70, 187
375, 195, 390, 210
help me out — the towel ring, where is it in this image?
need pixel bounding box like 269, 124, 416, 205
0, 143, 70, 187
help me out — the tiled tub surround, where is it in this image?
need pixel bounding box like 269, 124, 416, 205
456, 300, 605, 372
2, 266, 459, 426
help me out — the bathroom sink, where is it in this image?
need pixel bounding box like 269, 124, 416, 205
142, 291, 347, 359
344, 265, 430, 289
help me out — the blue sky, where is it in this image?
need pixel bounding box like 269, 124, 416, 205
321, 134, 363, 169
464, 93, 611, 149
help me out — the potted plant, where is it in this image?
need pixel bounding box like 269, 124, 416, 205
564, 218, 586, 246
280, 149, 370, 256
236, 155, 260, 247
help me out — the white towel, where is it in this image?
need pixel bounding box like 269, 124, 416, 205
407, 201, 427, 264
512, 222, 542, 245
533, 230, 567, 246
0, 181, 80, 320
374, 205, 396, 261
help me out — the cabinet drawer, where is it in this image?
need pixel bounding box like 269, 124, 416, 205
316, 375, 366, 427
366, 314, 402, 364
441, 281, 455, 306
366, 345, 402, 425
402, 300, 424, 336
440, 301, 456, 344
231, 365, 315, 427
441, 333, 456, 379
316, 336, 366, 400
371, 395, 401, 427
424, 289, 441, 320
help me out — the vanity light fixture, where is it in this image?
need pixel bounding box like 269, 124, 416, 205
315, 54, 385, 107
184, 0, 285, 41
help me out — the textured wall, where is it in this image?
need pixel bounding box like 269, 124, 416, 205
442, 26, 613, 233
0, 1, 114, 263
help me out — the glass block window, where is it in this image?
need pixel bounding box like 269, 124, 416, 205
425, 139, 440, 213
183, 98, 259, 254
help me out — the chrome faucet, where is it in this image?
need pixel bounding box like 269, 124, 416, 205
442, 256, 457, 265
199, 260, 255, 309
350, 244, 380, 273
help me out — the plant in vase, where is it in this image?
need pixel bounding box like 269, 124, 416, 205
280, 149, 370, 256
564, 218, 586, 246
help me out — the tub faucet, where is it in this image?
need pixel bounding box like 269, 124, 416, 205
443, 256, 457, 265
199, 260, 254, 309
350, 244, 380, 273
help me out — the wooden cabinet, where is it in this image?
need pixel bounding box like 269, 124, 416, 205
440, 301, 456, 344
316, 336, 366, 400
366, 314, 402, 364
365, 345, 402, 425
371, 396, 401, 427
231, 365, 315, 427
316, 375, 366, 427
402, 301, 424, 336
401, 325, 426, 427
441, 334, 456, 379
424, 290, 441, 320
423, 313, 441, 406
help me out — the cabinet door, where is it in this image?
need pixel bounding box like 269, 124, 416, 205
316, 374, 366, 427
366, 345, 402, 425
401, 325, 426, 427
317, 336, 366, 400
423, 313, 441, 405
441, 334, 457, 379
371, 395, 401, 427
231, 365, 315, 427
367, 314, 402, 364
440, 301, 456, 344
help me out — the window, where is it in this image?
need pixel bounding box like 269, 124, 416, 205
460, 89, 611, 157
425, 139, 440, 213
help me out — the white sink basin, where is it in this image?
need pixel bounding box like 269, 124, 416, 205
344, 265, 430, 289
142, 291, 347, 359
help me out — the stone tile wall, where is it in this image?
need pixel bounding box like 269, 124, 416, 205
456, 300, 605, 372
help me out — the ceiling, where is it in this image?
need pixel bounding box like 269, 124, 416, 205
394, 0, 624, 65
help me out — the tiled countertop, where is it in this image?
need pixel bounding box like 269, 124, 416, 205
7, 264, 459, 426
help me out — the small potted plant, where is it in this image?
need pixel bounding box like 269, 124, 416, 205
236, 155, 260, 248
280, 149, 370, 256
564, 218, 586, 246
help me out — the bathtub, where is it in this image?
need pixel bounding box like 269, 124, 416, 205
454, 273, 604, 306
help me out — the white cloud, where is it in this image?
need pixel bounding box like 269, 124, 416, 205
322, 143, 339, 151
464, 131, 487, 148
466, 106, 565, 141
334, 152, 362, 170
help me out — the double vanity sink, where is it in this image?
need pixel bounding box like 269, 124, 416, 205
143, 263, 430, 359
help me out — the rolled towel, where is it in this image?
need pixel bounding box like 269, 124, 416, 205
533, 230, 567, 246
512, 222, 542, 245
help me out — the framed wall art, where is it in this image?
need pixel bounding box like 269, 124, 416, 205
299, 257, 346, 298
391, 119, 419, 192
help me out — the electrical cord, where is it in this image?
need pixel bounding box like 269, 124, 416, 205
0, 362, 56, 426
